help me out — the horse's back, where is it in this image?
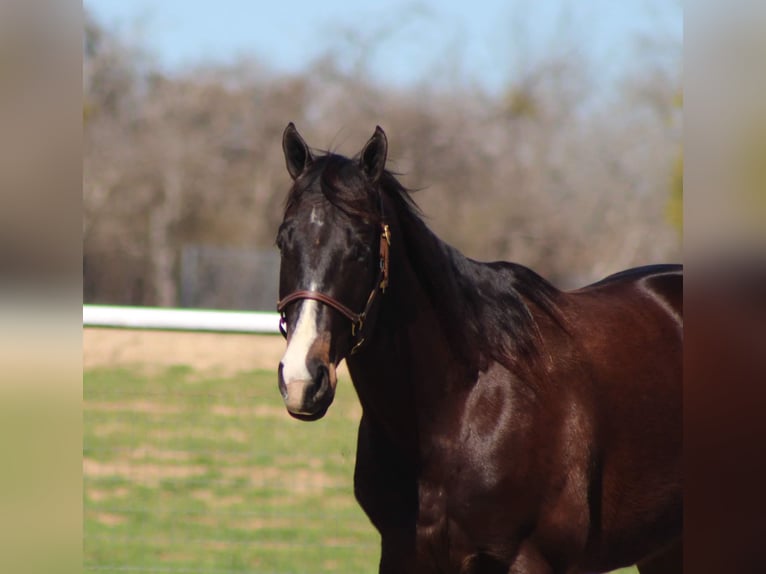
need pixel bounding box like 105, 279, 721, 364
567, 264, 682, 332
575, 263, 681, 296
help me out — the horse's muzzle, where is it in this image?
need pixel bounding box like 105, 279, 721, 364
278, 360, 336, 421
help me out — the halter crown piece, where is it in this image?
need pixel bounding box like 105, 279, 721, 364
277, 222, 391, 355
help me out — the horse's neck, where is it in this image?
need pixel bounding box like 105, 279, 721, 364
346, 212, 475, 453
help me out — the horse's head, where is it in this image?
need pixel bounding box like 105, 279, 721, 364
276, 123, 390, 420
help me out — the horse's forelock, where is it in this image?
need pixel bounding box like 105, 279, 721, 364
284, 151, 422, 229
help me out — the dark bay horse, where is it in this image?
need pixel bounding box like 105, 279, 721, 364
275, 124, 682, 574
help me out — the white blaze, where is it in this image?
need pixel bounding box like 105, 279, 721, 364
309, 207, 323, 226
280, 297, 319, 383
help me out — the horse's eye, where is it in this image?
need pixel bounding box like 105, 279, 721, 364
351, 244, 371, 262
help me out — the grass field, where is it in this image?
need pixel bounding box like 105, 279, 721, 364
84, 366, 378, 573
84, 362, 637, 574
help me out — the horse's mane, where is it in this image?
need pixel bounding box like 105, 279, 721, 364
287, 152, 563, 372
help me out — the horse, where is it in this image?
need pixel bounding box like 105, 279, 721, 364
274, 123, 682, 574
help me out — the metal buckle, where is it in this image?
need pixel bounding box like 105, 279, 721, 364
351, 314, 365, 338
350, 336, 365, 355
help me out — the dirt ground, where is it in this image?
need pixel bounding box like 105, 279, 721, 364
83, 328, 287, 375
83, 328, 349, 377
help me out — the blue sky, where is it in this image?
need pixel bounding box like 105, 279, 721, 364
86, 0, 681, 94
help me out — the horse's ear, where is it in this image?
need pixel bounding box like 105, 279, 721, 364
282, 122, 314, 180
359, 126, 388, 183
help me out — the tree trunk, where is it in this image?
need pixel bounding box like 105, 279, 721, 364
149, 169, 182, 307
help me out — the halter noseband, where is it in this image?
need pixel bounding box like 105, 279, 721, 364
277, 222, 391, 355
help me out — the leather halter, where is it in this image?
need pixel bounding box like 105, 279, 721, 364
277, 223, 391, 355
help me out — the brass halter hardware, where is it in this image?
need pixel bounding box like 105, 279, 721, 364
277, 223, 391, 355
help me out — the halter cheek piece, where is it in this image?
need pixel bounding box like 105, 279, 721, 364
277, 223, 391, 355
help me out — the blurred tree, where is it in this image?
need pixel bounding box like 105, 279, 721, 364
83, 7, 682, 305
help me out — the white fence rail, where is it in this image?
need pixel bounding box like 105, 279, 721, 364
83, 305, 282, 334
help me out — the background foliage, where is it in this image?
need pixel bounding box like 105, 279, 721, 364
83, 7, 682, 308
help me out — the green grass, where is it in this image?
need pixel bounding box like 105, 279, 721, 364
84, 366, 377, 573
84, 366, 638, 574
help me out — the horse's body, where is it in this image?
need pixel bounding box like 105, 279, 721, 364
275, 124, 682, 574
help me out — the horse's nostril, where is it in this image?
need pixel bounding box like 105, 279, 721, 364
277, 363, 288, 399
307, 357, 325, 381
312, 364, 330, 400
